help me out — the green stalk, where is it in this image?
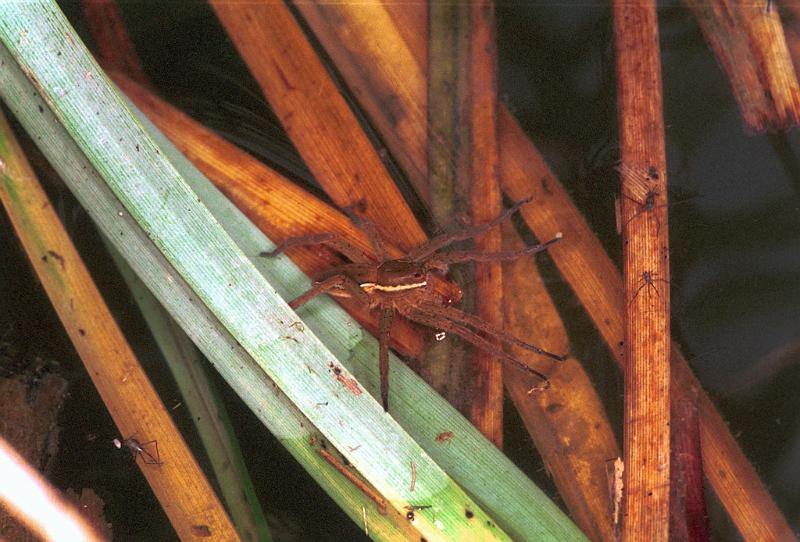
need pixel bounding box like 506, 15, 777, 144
0, 5, 505, 541
104, 240, 272, 542
132, 98, 584, 541
0, 39, 415, 542
0, 2, 586, 540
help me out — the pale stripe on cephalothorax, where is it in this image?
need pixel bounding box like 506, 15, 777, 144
359, 281, 427, 293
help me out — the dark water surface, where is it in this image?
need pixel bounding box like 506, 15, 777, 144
1, 2, 798, 540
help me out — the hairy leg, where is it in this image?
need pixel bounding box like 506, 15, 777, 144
407, 196, 533, 261
289, 274, 370, 310
138, 440, 161, 465
378, 307, 394, 411
620, 192, 665, 236
343, 206, 388, 261
630, 271, 669, 304
418, 302, 566, 362
261, 232, 372, 264
403, 306, 551, 386
429, 234, 562, 266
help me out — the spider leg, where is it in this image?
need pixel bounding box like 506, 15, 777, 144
138, 440, 162, 465
402, 306, 551, 385
630, 280, 653, 303
260, 233, 372, 264
417, 302, 566, 362
429, 234, 562, 266
621, 199, 666, 236
289, 274, 370, 310
630, 272, 669, 304
407, 196, 533, 261
310, 262, 369, 282
378, 307, 394, 411
343, 206, 388, 261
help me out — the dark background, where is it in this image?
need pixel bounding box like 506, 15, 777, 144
1, 2, 798, 540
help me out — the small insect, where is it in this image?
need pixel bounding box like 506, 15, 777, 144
435, 431, 454, 443
113, 436, 162, 465
631, 271, 669, 303
264, 197, 567, 411
404, 504, 432, 521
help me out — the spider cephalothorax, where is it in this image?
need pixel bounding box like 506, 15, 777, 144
264, 197, 566, 411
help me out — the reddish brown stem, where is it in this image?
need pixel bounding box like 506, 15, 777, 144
670, 390, 710, 541
502, 221, 620, 542
467, 1, 504, 447
613, 2, 671, 539
296, 4, 796, 539
422, 1, 473, 417
80, 0, 151, 87
209, 1, 426, 253
684, 0, 800, 132
112, 73, 427, 361
0, 111, 238, 541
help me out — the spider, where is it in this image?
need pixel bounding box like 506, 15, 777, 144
631, 270, 669, 303
113, 435, 162, 465
615, 162, 666, 235
263, 197, 567, 411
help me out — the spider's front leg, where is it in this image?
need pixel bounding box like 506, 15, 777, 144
430, 233, 562, 267
378, 307, 394, 411
342, 206, 389, 261
260, 232, 372, 264
407, 196, 533, 261
288, 274, 370, 310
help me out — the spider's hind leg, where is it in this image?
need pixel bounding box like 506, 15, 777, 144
403, 305, 552, 385
419, 302, 566, 362
138, 440, 162, 465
